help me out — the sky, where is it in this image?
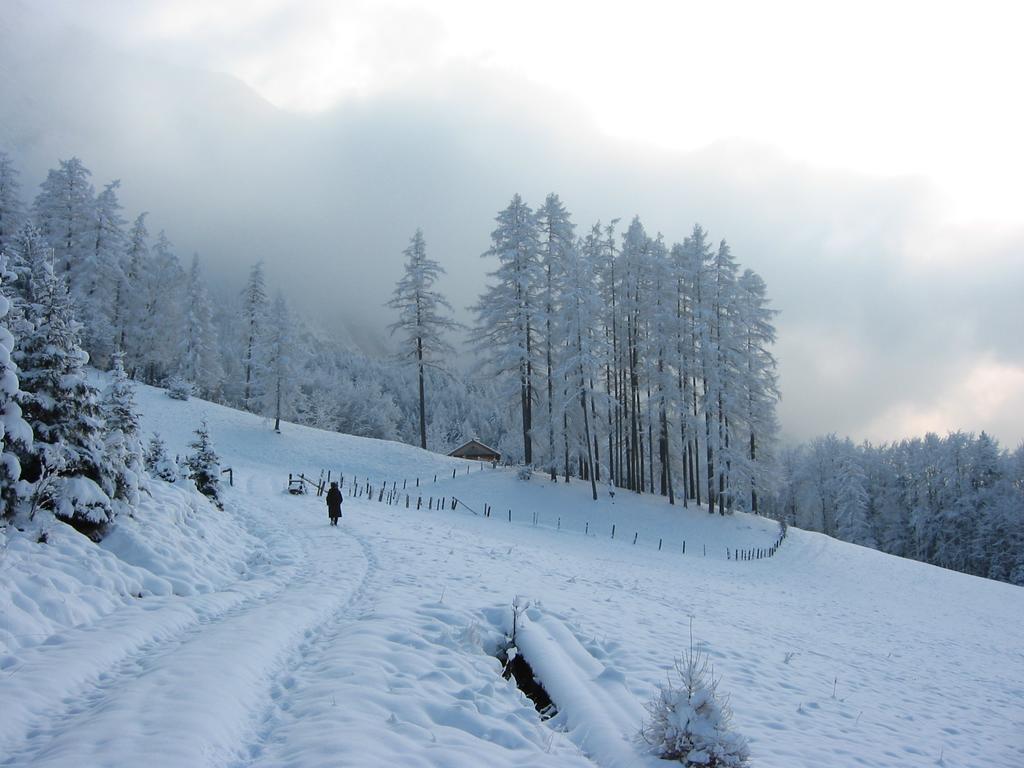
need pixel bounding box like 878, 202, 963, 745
3, 0, 1023, 447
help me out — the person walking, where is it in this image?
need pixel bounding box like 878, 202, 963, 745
326, 481, 343, 526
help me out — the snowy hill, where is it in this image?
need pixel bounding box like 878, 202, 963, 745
1, 381, 1022, 767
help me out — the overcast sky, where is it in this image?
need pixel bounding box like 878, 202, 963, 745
4, 0, 1023, 447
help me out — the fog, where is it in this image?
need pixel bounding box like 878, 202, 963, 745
2, 1, 1022, 447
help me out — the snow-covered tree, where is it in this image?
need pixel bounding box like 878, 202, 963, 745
186, 420, 222, 507
240, 262, 268, 411
78, 180, 127, 367
470, 195, 542, 465
14, 261, 113, 531
33, 157, 96, 287
733, 269, 780, 513
555, 226, 604, 499
101, 353, 146, 505
258, 292, 301, 432
117, 212, 149, 369
4, 221, 50, 309
641, 644, 750, 767
386, 229, 458, 449
536, 194, 575, 479
138, 231, 185, 384
145, 433, 178, 483
0, 253, 32, 518
0, 151, 25, 257
180, 254, 222, 398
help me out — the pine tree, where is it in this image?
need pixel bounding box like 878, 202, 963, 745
241, 262, 267, 411
180, 254, 223, 398
100, 353, 146, 505
118, 212, 150, 371
13, 261, 113, 530
734, 269, 780, 513
137, 231, 185, 384
258, 292, 301, 432
79, 180, 127, 367
470, 195, 542, 465
0, 253, 32, 518
536, 194, 575, 479
186, 420, 222, 507
641, 643, 751, 767
0, 151, 25, 257
387, 229, 458, 449
145, 433, 178, 483
555, 228, 605, 500
33, 157, 96, 287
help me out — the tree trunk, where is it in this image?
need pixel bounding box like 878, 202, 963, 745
417, 336, 427, 450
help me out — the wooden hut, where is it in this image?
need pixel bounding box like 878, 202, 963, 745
448, 439, 501, 463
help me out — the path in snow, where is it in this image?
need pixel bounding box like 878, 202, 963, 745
2, 467, 369, 768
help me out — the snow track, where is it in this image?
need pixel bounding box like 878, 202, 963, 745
0, 473, 372, 768
232, 529, 381, 767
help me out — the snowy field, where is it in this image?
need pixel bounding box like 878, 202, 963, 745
1, 380, 1022, 767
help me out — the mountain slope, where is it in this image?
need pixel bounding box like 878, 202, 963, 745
0, 381, 1021, 767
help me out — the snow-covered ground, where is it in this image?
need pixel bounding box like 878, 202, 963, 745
1, 381, 1022, 767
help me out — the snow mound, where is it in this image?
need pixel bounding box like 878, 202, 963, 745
1, 481, 255, 654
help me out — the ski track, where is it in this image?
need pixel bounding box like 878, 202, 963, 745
230, 528, 379, 768
0, 469, 369, 768
0, 496, 303, 764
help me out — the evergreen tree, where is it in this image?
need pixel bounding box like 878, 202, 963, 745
33, 157, 96, 286
180, 254, 222, 398
0, 151, 25, 257
139, 231, 185, 384
641, 644, 751, 767
79, 180, 127, 366
555, 228, 605, 499
0, 253, 32, 518
145, 433, 178, 483
258, 292, 301, 432
101, 353, 146, 505
536, 194, 575, 478
734, 269, 780, 513
470, 195, 542, 465
241, 262, 267, 411
186, 420, 222, 507
13, 261, 113, 530
118, 212, 149, 371
386, 229, 458, 449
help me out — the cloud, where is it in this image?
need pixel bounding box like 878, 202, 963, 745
3, 1, 1023, 448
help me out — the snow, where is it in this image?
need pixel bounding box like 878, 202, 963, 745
1, 377, 1022, 767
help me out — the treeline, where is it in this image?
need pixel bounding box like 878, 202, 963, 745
0, 153, 507, 453
763, 432, 1024, 584
0, 154, 784, 516
464, 194, 780, 509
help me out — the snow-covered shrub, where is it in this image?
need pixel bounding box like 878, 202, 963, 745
517, 466, 533, 481
0, 253, 32, 518
145, 433, 179, 482
640, 647, 750, 767
14, 261, 115, 532
101, 354, 146, 504
45, 475, 113, 532
165, 376, 193, 401
186, 420, 222, 507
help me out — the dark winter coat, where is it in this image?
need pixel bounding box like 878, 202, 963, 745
326, 487, 343, 518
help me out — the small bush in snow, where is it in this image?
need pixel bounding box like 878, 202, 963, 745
517, 466, 532, 481
146, 433, 179, 483
186, 420, 222, 508
641, 647, 750, 767
165, 376, 193, 401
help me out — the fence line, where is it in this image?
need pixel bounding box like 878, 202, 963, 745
289, 465, 787, 563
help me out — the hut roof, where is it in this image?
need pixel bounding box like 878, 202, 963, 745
448, 439, 500, 460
